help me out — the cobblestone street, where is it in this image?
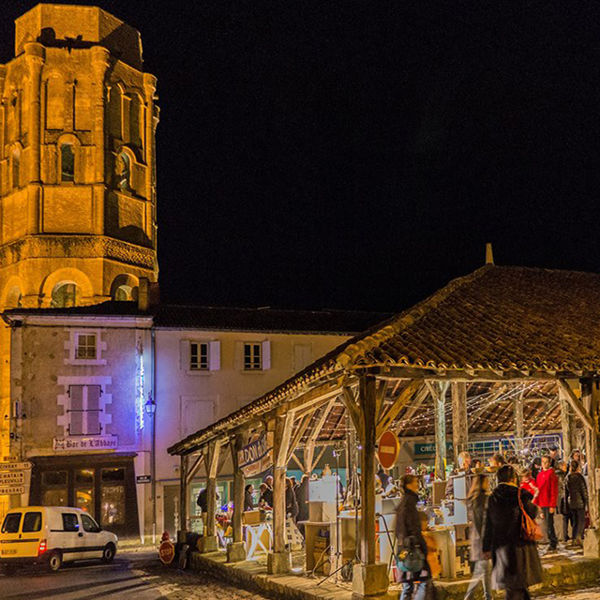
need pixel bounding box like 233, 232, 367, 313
537, 588, 600, 600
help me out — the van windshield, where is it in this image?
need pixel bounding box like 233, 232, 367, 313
1, 513, 21, 533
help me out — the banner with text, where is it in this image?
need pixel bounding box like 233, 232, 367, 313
238, 433, 273, 477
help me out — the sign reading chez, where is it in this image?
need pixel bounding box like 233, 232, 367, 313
53, 435, 118, 452
238, 433, 273, 477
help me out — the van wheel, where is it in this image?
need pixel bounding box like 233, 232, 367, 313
47, 551, 62, 572
102, 543, 116, 563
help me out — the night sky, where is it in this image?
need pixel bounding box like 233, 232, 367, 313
3, 1, 600, 312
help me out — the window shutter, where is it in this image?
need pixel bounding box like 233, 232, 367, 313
262, 340, 271, 370
234, 341, 243, 371
86, 385, 102, 435
69, 385, 84, 435
209, 341, 221, 371
180, 340, 188, 370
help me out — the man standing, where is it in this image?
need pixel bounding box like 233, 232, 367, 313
482, 465, 542, 600
536, 455, 558, 551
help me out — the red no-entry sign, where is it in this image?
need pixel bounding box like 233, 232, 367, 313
378, 430, 399, 469
159, 540, 175, 565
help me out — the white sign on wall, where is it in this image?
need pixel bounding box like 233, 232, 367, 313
53, 435, 118, 451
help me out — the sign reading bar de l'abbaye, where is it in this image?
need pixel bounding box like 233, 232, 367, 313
377, 430, 399, 469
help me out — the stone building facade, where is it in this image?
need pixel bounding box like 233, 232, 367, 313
0, 4, 159, 513
2, 302, 384, 539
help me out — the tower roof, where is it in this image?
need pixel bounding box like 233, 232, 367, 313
15, 3, 142, 68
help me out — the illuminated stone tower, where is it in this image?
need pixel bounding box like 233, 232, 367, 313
0, 3, 158, 310
0, 4, 159, 477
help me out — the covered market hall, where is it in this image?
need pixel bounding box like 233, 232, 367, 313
168, 263, 600, 599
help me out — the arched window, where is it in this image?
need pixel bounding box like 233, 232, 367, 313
60, 144, 74, 182
46, 75, 64, 130
51, 282, 80, 308
116, 151, 131, 192
12, 149, 20, 189
5, 286, 22, 309
108, 85, 122, 139
114, 285, 133, 301
130, 95, 143, 148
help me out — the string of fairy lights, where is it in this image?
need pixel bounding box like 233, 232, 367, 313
315, 382, 560, 441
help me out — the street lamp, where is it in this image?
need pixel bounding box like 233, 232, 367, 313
145, 393, 157, 543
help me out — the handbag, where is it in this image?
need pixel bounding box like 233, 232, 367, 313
396, 536, 425, 573
518, 488, 543, 542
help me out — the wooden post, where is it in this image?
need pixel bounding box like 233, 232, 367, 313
558, 386, 575, 461
178, 454, 188, 542
227, 429, 247, 562
428, 381, 449, 480
267, 411, 294, 574
347, 375, 390, 599
581, 380, 599, 529
359, 375, 378, 565
199, 440, 221, 552
514, 388, 524, 455
451, 382, 468, 464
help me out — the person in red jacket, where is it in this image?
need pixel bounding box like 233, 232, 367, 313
536, 455, 558, 550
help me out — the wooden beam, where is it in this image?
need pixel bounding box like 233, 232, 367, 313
581, 379, 600, 528
205, 440, 222, 538
427, 381, 449, 480
186, 452, 204, 485
375, 379, 389, 424
558, 379, 595, 431
290, 451, 304, 471
558, 386, 575, 460
230, 430, 247, 545
514, 388, 524, 454
272, 411, 294, 560
286, 411, 314, 464
451, 381, 468, 464
179, 455, 188, 537
376, 380, 421, 438
342, 384, 363, 441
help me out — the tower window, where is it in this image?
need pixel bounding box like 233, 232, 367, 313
116, 152, 131, 192
12, 150, 20, 189
52, 282, 79, 308
60, 144, 74, 182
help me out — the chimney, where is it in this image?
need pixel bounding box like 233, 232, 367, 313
485, 242, 494, 265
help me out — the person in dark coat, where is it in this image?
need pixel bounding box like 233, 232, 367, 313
285, 477, 299, 520
464, 474, 492, 600
244, 484, 255, 511
482, 464, 542, 600
296, 475, 310, 522
395, 474, 429, 600
196, 488, 208, 512
566, 459, 588, 546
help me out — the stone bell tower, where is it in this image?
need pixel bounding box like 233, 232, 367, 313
0, 3, 159, 311
0, 4, 159, 480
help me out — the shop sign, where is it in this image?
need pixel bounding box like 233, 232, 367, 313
414, 442, 454, 457
158, 540, 175, 565
0, 461, 32, 471
238, 433, 273, 477
0, 485, 24, 495
136, 475, 151, 484
0, 471, 25, 486
377, 430, 400, 468
53, 435, 118, 452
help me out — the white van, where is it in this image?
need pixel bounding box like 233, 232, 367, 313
0, 506, 118, 571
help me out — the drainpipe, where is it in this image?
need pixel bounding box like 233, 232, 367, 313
151, 326, 157, 544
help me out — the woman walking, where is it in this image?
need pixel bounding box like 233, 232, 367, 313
395, 474, 430, 600
566, 460, 588, 546
464, 474, 492, 600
